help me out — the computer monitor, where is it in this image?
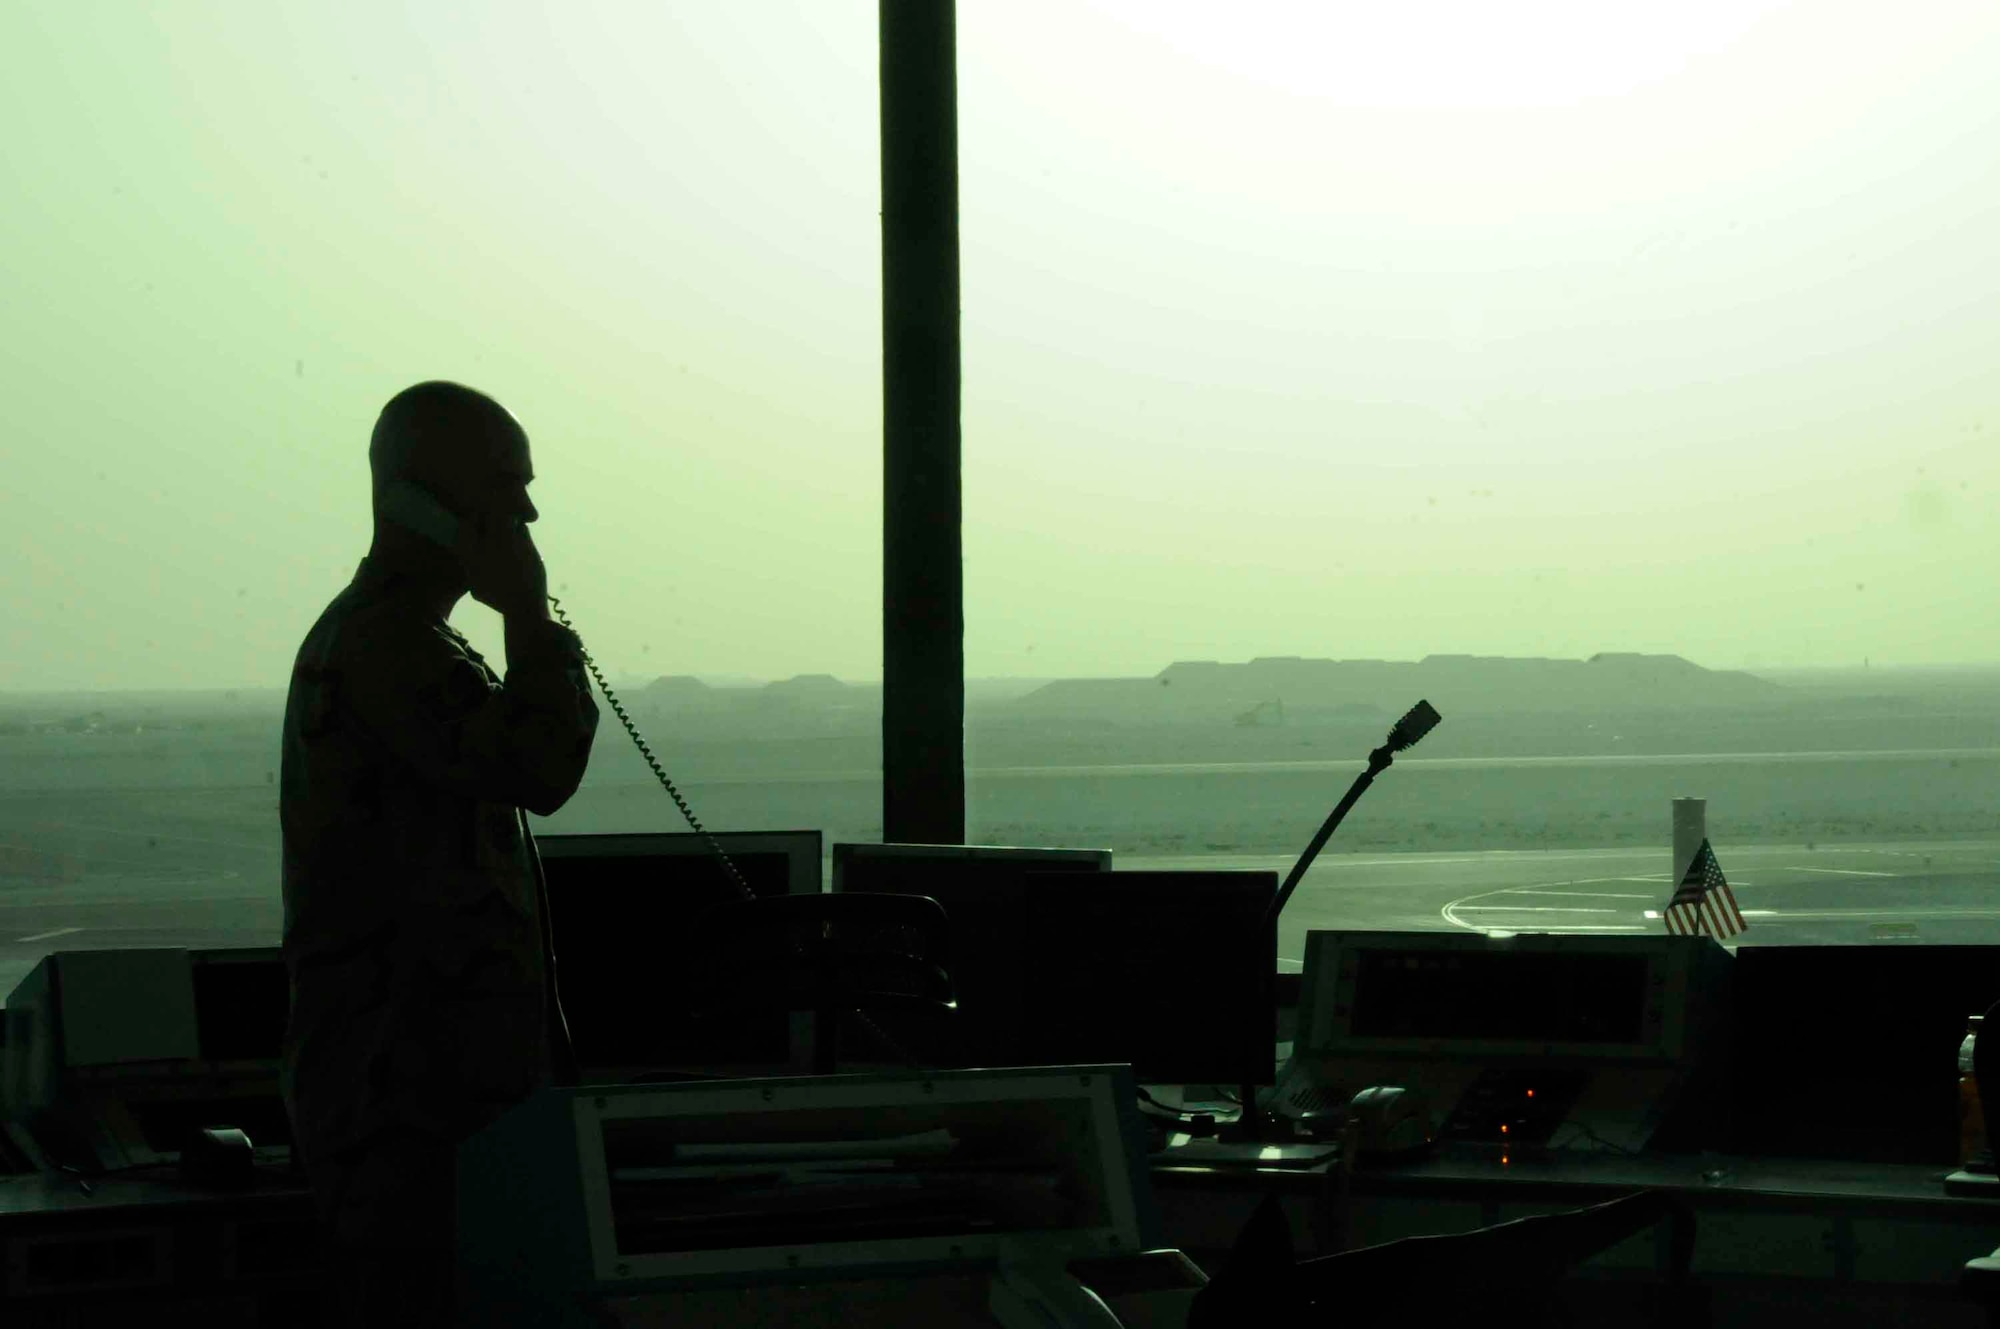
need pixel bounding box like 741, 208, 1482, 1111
1292, 930, 1724, 1064
1017, 871, 1278, 1088
535, 830, 821, 1076
830, 842, 1113, 1068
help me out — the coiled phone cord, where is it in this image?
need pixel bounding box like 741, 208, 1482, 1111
547, 593, 924, 1071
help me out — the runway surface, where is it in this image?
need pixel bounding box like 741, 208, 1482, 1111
1122, 837, 2000, 968
4, 838, 1997, 1002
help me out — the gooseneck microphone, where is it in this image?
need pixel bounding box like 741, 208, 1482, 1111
1264, 698, 1441, 929
1220, 699, 1443, 1143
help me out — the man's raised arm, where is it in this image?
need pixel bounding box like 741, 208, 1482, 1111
345, 607, 598, 817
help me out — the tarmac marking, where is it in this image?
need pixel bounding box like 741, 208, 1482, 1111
1450, 905, 1620, 913
1742, 908, 2000, 920
1482, 925, 1650, 932
16, 926, 84, 943
1783, 867, 1898, 878
1505, 889, 1654, 899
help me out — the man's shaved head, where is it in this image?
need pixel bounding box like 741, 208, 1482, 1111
362, 382, 541, 612
369, 381, 528, 506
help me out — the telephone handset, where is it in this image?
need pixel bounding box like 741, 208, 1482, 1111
377, 478, 466, 550
377, 478, 755, 904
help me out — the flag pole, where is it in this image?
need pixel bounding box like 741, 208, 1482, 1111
1672, 797, 1706, 894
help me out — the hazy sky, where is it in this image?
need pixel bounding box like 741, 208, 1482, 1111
5, 1, 1997, 691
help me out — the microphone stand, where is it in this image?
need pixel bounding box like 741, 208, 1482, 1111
1218, 700, 1441, 1144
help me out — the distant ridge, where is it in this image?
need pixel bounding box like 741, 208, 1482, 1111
638, 674, 712, 700
1015, 653, 1782, 718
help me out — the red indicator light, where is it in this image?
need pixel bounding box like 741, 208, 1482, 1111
1526, 1089, 1535, 1099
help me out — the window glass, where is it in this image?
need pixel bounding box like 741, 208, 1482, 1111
961, 0, 2000, 962
0, 2, 880, 998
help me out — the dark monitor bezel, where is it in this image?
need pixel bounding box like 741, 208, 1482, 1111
828, 843, 1115, 1078
532, 830, 823, 1075
830, 842, 1113, 891
1019, 869, 1279, 1088
535, 830, 822, 897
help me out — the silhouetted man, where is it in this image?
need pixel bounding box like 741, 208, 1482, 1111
279, 381, 598, 1327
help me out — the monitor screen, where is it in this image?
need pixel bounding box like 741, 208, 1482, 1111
831, 843, 1113, 1068
1017, 871, 1278, 1087
190, 947, 287, 1062
535, 830, 821, 1074
1350, 948, 1651, 1045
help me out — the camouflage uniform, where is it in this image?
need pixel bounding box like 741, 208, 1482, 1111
279, 555, 597, 1323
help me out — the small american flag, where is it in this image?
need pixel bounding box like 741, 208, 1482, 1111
1663, 838, 1747, 938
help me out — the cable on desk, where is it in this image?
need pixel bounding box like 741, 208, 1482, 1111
1134, 1087, 1225, 1138
1549, 1121, 1640, 1155
1135, 1086, 1210, 1118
